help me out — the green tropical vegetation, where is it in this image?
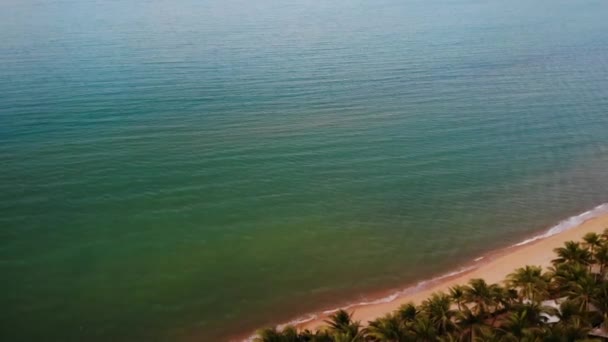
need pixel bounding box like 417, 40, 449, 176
254, 231, 608, 341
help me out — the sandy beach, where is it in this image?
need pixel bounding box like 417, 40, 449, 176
290, 209, 608, 333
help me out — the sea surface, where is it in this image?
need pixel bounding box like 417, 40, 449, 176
1, 0, 608, 340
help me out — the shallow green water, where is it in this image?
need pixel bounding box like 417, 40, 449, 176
1, 0, 608, 340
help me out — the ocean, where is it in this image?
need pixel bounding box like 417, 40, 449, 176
1, 0, 608, 340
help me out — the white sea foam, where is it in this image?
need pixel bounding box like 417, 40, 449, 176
513, 203, 608, 247
321, 265, 477, 314
244, 203, 608, 341
248, 263, 480, 341
241, 314, 319, 342
276, 314, 318, 330
242, 266, 478, 341
322, 293, 400, 315
242, 314, 318, 341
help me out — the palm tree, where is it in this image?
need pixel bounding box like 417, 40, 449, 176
549, 262, 592, 294
583, 232, 602, 255
499, 310, 531, 340
408, 316, 438, 342
464, 279, 494, 316
591, 281, 608, 329
550, 317, 592, 341
474, 326, 508, 342
437, 332, 460, 342
552, 241, 592, 266
488, 285, 513, 326
263, 230, 608, 341
395, 302, 418, 324
421, 292, 458, 335
324, 309, 361, 338
558, 299, 585, 324
449, 285, 468, 311
298, 329, 334, 342
331, 331, 365, 342
254, 327, 284, 342
507, 265, 549, 303
255, 326, 301, 342
456, 306, 485, 342
501, 287, 520, 312
515, 301, 557, 325
498, 309, 546, 341
601, 227, 608, 241
365, 314, 410, 342
565, 271, 598, 312
594, 243, 608, 276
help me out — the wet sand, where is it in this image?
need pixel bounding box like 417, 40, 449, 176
295, 211, 608, 332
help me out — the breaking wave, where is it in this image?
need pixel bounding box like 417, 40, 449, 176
513, 203, 608, 247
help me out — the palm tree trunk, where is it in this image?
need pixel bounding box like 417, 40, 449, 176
491, 313, 498, 327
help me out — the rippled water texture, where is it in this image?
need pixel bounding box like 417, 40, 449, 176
1, 0, 608, 340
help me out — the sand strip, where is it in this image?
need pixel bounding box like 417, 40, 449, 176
294, 210, 608, 332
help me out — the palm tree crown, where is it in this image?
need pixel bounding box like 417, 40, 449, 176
256, 232, 608, 342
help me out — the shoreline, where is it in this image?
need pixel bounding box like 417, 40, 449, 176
240, 203, 608, 341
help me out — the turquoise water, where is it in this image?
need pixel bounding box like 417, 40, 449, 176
2, 0, 608, 340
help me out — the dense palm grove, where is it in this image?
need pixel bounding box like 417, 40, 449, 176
255, 231, 608, 341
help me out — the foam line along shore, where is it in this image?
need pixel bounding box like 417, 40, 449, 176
242, 203, 608, 340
